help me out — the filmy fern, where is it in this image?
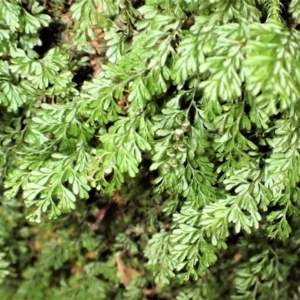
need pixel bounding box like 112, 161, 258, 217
1, 0, 300, 299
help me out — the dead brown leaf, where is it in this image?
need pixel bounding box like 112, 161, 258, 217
90, 57, 102, 76
90, 40, 101, 55
115, 253, 142, 286
117, 98, 130, 111
112, 191, 125, 204
32, 240, 42, 251
144, 285, 162, 296
89, 29, 104, 59
90, 207, 108, 230
70, 265, 81, 274
61, 13, 72, 25
233, 252, 242, 261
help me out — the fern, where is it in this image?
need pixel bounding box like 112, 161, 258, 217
1, 0, 300, 299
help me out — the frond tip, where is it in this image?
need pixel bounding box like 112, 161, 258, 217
264, 0, 283, 21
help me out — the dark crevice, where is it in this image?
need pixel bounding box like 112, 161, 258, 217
72, 65, 94, 88
34, 22, 66, 56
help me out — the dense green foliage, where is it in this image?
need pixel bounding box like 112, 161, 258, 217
1, 0, 300, 299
